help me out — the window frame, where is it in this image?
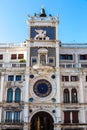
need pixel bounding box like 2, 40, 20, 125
7, 88, 13, 103
71, 76, 78, 82
18, 54, 24, 59
15, 88, 21, 102
6, 111, 12, 122
48, 57, 55, 66
0, 54, 3, 60
72, 111, 79, 123
31, 56, 38, 66
71, 88, 78, 103
62, 76, 69, 82
60, 54, 73, 60
63, 89, 70, 103
11, 54, 17, 60
8, 75, 14, 81
80, 54, 87, 60
14, 111, 20, 122
16, 75, 22, 81
64, 111, 70, 123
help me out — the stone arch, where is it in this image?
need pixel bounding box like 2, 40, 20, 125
29, 109, 55, 123
30, 110, 54, 130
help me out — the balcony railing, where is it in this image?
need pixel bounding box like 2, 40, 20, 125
64, 120, 79, 124
4, 119, 23, 125
60, 63, 87, 69
0, 63, 26, 68
3, 100, 24, 105
63, 100, 78, 104
0, 62, 87, 69
64, 120, 71, 123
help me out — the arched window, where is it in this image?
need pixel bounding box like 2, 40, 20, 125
15, 88, 21, 102
7, 88, 13, 102
71, 88, 77, 103
63, 89, 70, 103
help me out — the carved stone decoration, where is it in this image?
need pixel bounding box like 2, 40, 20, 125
34, 29, 49, 40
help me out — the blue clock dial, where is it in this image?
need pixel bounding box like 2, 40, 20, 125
33, 80, 52, 97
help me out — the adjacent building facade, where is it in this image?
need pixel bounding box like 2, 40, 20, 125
0, 8, 87, 130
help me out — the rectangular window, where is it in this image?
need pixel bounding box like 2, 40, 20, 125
31, 57, 37, 66
49, 58, 53, 63
60, 54, 73, 60
11, 54, 17, 60
0, 54, 3, 60
32, 58, 37, 63
18, 54, 24, 59
6, 111, 12, 122
66, 64, 72, 68
72, 111, 78, 123
48, 57, 55, 66
80, 54, 87, 60
71, 76, 78, 81
8, 75, 14, 81
81, 64, 87, 68
14, 111, 20, 122
64, 111, 70, 123
62, 76, 69, 82
16, 75, 21, 81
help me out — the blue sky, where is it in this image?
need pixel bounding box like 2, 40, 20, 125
0, 0, 87, 43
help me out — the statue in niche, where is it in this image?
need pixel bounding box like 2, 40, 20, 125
40, 54, 46, 65
34, 29, 49, 40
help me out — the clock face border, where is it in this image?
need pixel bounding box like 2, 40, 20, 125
30, 26, 56, 40
33, 79, 52, 97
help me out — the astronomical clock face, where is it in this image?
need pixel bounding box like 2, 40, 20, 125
30, 26, 56, 40
33, 79, 52, 97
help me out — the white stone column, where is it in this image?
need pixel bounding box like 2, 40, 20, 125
24, 42, 30, 129
79, 73, 84, 103
27, 22, 31, 40
26, 44, 30, 67
0, 73, 4, 102
0, 72, 5, 124
12, 112, 14, 122
55, 42, 61, 125
56, 71, 60, 103
55, 108, 61, 123
74, 48, 79, 68
13, 90, 15, 102
24, 71, 29, 130
70, 112, 72, 123
55, 42, 60, 103
24, 72, 29, 123
56, 42, 59, 68
79, 73, 85, 123
56, 20, 59, 40
79, 108, 85, 123
24, 105, 29, 123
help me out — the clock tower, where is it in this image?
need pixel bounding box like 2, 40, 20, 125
24, 8, 61, 130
